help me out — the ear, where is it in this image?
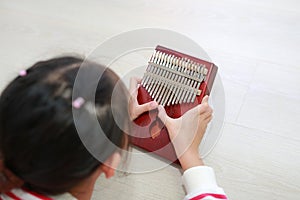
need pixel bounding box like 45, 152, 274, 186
100, 152, 121, 179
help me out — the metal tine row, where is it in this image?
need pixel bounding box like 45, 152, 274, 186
147, 51, 166, 95
150, 52, 169, 99
153, 52, 195, 105
181, 59, 192, 103
167, 57, 194, 106
185, 61, 199, 103
191, 64, 207, 103
143, 51, 164, 98
141, 49, 208, 106
171, 58, 187, 105
154, 55, 174, 104
141, 50, 157, 86
165, 57, 185, 106
178, 58, 192, 104
169, 58, 201, 105
144, 51, 179, 105
186, 61, 206, 103
161, 57, 179, 106
142, 50, 160, 90
181, 60, 208, 104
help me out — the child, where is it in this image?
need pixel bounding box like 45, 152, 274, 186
0, 57, 227, 200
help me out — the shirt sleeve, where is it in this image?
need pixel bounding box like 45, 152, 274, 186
182, 166, 228, 200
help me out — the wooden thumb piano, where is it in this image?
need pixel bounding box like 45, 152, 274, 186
131, 45, 218, 164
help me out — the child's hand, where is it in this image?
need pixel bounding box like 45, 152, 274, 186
157, 96, 213, 171
129, 77, 158, 121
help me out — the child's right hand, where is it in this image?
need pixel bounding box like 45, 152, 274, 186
157, 95, 213, 171
128, 77, 158, 121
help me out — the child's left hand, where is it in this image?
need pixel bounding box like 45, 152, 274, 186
129, 77, 158, 121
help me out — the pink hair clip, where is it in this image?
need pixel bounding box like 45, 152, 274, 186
19, 70, 27, 77
72, 97, 85, 109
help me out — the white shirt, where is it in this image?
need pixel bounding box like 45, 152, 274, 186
0, 166, 227, 200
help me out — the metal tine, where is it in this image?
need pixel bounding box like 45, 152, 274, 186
160, 55, 175, 106
176, 58, 189, 104
148, 51, 163, 94
202, 64, 208, 81
151, 53, 166, 101
187, 61, 198, 103
159, 55, 174, 106
168, 57, 182, 105
198, 64, 204, 81
161, 55, 177, 106
142, 50, 156, 86
172, 58, 186, 105
201, 64, 207, 79
142, 67, 153, 89
156, 52, 170, 101
179, 58, 190, 104
166, 57, 179, 106
164, 56, 178, 106
203, 66, 208, 76
182, 58, 194, 103
166, 56, 178, 106
190, 63, 201, 102
171, 57, 185, 105
197, 64, 204, 83
177, 58, 188, 104
151, 52, 167, 100
191, 63, 203, 102
151, 51, 162, 86
155, 54, 171, 104
186, 61, 196, 103
145, 51, 160, 90
183, 59, 193, 103
146, 51, 160, 90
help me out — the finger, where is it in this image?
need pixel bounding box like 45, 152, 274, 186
136, 101, 158, 115
205, 115, 213, 123
129, 77, 141, 94
135, 77, 142, 84
202, 104, 213, 115
186, 96, 206, 115
200, 110, 213, 120
194, 103, 209, 115
183, 103, 203, 118
202, 115, 213, 126
157, 105, 172, 127
199, 102, 213, 115
201, 95, 209, 104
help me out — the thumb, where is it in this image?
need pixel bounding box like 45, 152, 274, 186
157, 105, 172, 127
136, 101, 158, 114
201, 95, 209, 104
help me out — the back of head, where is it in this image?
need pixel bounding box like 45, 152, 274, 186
0, 56, 129, 195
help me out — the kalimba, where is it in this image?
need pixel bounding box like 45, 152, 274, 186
132, 45, 218, 163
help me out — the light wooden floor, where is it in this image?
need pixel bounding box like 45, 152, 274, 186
1, 0, 299, 199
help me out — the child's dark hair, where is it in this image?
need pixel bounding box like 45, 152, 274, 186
0, 56, 130, 195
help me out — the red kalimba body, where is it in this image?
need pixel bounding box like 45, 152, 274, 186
132, 45, 218, 163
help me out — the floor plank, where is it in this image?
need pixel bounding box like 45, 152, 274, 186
0, 0, 299, 199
